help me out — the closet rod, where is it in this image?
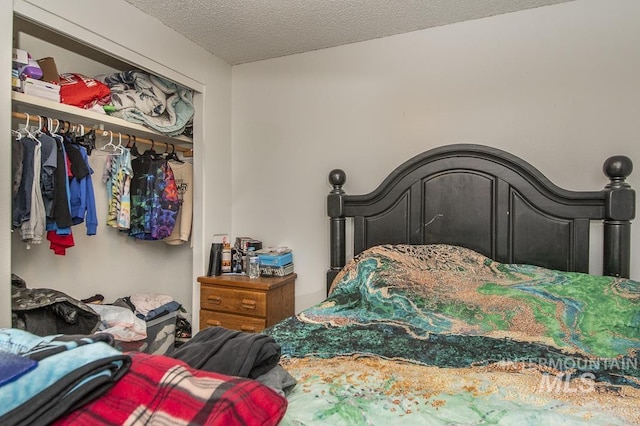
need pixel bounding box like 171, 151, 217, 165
11, 110, 193, 156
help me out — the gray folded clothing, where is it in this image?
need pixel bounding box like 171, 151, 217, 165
256, 364, 297, 396
168, 326, 281, 379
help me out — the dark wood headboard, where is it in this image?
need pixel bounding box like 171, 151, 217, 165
327, 144, 635, 293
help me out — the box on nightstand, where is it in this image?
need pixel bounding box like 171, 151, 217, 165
257, 250, 293, 267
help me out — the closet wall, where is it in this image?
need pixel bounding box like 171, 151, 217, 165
2, 0, 233, 328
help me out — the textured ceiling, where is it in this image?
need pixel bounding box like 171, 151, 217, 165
124, 0, 574, 66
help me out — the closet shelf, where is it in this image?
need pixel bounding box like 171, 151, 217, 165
11, 91, 193, 147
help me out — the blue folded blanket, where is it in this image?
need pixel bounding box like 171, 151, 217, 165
0, 351, 37, 386
0, 328, 130, 426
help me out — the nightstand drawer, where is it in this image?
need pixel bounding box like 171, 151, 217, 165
200, 286, 267, 316
200, 310, 266, 333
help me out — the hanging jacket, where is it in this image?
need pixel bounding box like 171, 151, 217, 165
49, 136, 73, 231
66, 144, 98, 235
20, 141, 45, 245
12, 136, 36, 228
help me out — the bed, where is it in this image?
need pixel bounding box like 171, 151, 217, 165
265, 144, 639, 425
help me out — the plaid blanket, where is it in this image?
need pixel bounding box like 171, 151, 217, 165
54, 352, 287, 426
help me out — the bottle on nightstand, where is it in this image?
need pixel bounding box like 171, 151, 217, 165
248, 247, 260, 278
221, 242, 232, 273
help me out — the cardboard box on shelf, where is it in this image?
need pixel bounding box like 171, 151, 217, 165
37, 57, 60, 84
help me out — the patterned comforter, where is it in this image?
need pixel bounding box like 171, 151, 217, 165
266, 244, 640, 425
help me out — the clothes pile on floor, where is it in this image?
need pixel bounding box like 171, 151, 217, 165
11, 274, 189, 355
88, 292, 189, 355
11, 274, 101, 336
0, 329, 130, 426
0, 327, 291, 426
169, 326, 297, 397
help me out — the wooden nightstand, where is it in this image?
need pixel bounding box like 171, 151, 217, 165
198, 274, 296, 333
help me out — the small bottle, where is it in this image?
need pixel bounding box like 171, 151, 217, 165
221, 242, 232, 273
248, 247, 260, 278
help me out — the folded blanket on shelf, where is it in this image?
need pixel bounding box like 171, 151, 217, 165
169, 326, 282, 379
0, 329, 130, 426
102, 70, 194, 137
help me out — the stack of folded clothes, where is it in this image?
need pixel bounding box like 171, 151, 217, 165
0, 329, 130, 426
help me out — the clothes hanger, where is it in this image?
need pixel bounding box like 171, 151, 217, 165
126, 134, 141, 157
39, 116, 52, 136
11, 128, 23, 140
76, 125, 97, 155
100, 130, 118, 153
21, 113, 37, 140
166, 143, 184, 163
34, 115, 43, 137
113, 132, 124, 155
143, 138, 159, 159
52, 118, 60, 134
12, 112, 28, 139
56, 120, 68, 135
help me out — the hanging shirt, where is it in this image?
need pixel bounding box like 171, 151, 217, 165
38, 132, 58, 218
20, 139, 45, 246
12, 137, 24, 199
117, 155, 132, 231
102, 154, 117, 226
164, 160, 193, 246
102, 149, 133, 229
129, 153, 179, 240
66, 144, 98, 235
150, 160, 180, 240
48, 136, 73, 232
12, 136, 36, 229
129, 154, 155, 239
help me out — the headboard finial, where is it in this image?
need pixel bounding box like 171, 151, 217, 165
603, 155, 633, 188
329, 169, 346, 194
601, 155, 634, 278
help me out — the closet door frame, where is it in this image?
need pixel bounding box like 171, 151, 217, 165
1, 0, 13, 328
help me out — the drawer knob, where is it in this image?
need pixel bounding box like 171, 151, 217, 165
207, 295, 222, 304
206, 319, 222, 326
240, 325, 257, 333
241, 299, 257, 310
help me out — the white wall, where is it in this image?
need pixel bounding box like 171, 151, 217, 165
5, 0, 232, 328
231, 0, 640, 311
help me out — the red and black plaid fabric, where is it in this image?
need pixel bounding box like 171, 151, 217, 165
54, 352, 288, 426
